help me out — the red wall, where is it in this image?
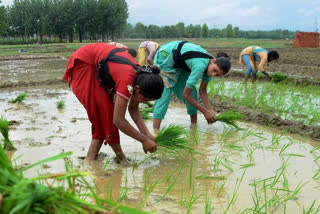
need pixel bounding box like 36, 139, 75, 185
294, 32, 320, 48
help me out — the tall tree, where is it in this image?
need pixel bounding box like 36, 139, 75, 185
194, 24, 201, 38
201, 23, 209, 38
184, 24, 194, 38
0, 0, 8, 35
223, 24, 234, 38
175, 22, 185, 38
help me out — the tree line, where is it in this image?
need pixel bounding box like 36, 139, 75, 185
0, 0, 128, 42
125, 23, 296, 40
0, 0, 297, 43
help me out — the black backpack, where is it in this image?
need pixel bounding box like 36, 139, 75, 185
97, 48, 139, 97
172, 41, 213, 72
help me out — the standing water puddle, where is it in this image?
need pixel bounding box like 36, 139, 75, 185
0, 86, 319, 213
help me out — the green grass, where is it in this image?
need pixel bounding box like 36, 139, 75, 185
8, 92, 28, 103
0, 116, 14, 151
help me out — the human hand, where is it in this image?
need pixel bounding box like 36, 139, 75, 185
204, 109, 216, 124
142, 137, 157, 153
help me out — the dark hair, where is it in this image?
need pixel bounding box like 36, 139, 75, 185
216, 57, 231, 74
134, 66, 164, 99
268, 51, 279, 62
216, 52, 230, 59
128, 49, 137, 58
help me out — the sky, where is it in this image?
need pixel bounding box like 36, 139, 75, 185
1, 0, 319, 31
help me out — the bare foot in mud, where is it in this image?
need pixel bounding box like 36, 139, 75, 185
114, 157, 133, 166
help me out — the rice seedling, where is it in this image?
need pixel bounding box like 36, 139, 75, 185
204, 188, 212, 214
142, 169, 159, 206
279, 141, 294, 156
155, 124, 192, 154
141, 107, 153, 120
303, 200, 320, 214
271, 72, 288, 83
313, 169, 320, 181
216, 110, 244, 130
189, 158, 193, 187
240, 163, 256, 169
185, 188, 201, 214
195, 175, 225, 180
245, 146, 255, 162
103, 157, 112, 169
118, 170, 128, 202
0, 147, 147, 214
240, 128, 267, 141
146, 102, 154, 107
217, 183, 225, 197
8, 92, 28, 103
0, 116, 14, 151
223, 169, 247, 214
56, 100, 65, 109
153, 164, 184, 205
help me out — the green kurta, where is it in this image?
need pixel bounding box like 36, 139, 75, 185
153, 41, 213, 120
154, 41, 212, 90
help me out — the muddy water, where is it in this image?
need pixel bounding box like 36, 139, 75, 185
1, 86, 320, 213
0, 58, 67, 86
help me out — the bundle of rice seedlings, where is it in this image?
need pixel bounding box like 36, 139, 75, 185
216, 110, 244, 130
141, 107, 153, 120
0, 148, 147, 214
271, 72, 288, 83
146, 102, 154, 107
155, 125, 192, 153
56, 101, 65, 109
8, 92, 28, 103
0, 116, 14, 151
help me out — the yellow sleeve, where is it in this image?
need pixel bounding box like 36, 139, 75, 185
258, 52, 268, 72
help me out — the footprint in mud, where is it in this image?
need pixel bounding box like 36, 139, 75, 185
42, 164, 51, 169
8, 120, 22, 130
26, 127, 41, 131
7, 104, 33, 111
77, 152, 108, 160
27, 141, 50, 147
113, 157, 133, 167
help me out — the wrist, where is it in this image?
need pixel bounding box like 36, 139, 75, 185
139, 134, 148, 144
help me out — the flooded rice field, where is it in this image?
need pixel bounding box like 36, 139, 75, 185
0, 55, 319, 213
1, 86, 319, 213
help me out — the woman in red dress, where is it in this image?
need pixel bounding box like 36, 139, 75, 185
64, 43, 164, 162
